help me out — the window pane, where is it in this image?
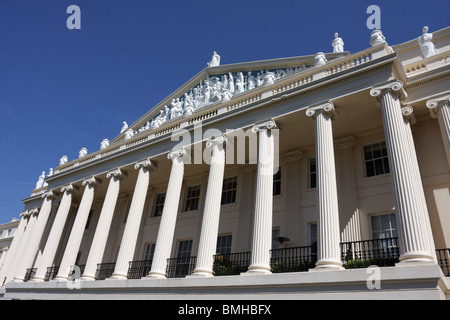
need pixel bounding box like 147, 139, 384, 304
364, 145, 373, 160
221, 177, 237, 205
372, 143, 382, 158
366, 161, 375, 177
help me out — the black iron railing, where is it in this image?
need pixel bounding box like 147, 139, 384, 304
166, 256, 197, 278
340, 237, 400, 268
436, 248, 450, 277
213, 252, 251, 276
45, 266, 59, 281
128, 260, 153, 279
95, 262, 116, 280
24, 268, 37, 282
270, 246, 317, 273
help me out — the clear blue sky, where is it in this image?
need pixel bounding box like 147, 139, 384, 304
0, 0, 449, 222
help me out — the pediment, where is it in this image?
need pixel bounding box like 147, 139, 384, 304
111, 52, 348, 143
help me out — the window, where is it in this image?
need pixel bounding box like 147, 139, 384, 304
153, 192, 166, 217
216, 235, 232, 255
184, 185, 201, 212
308, 158, 316, 189
273, 168, 281, 196
143, 243, 155, 261
364, 141, 390, 177
371, 213, 398, 239
176, 240, 193, 258
221, 176, 237, 205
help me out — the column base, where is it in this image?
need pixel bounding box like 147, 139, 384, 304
11, 277, 24, 283
29, 276, 45, 283
243, 264, 272, 275
314, 259, 344, 271
146, 271, 167, 279
80, 274, 96, 281
107, 273, 128, 281
52, 276, 68, 282
398, 252, 436, 264
189, 269, 214, 278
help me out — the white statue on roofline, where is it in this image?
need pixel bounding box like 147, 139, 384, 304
418, 26, 436, 58
332, 33, 344, 53
207, 51, 221, 67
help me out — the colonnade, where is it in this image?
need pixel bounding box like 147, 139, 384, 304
1, 79, 445, 285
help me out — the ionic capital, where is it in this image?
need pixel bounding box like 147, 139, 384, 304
61, 184, 79, 195
134, 158, 157, 171
251, 120, 277, 133
401, 105, 417, 125
370, 80, 407, 101
106, 168, 128, 180
29, 208, 40, 217
20, 210, 29, 218
306, 101, 338, 120
168, 147, 187, 161
205, 135, 226, 148
41, 190, 55, 200
82, 176, 102, 187
426, 94, 450, 118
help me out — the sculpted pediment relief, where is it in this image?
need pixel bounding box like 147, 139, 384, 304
116, 52, 326, 142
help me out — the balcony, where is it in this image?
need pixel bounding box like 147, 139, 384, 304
23, 239, 450, 283
340, 237, 400, 268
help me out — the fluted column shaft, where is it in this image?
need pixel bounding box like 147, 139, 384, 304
0, 212, 30, 286
7, 210, 39, 283
110, 159, 155, 280
371, 81, 434, 263
82, 169, 127, 280
307, 103, 343, 269
148, 149, 186, 278
55, 178, 101, 281
32, 185, 77, 282
14, 192, 55, 282
402, 107, 436, 260
192, 137, 226, 277
427, 97, 450, 170
247, 120, 277, 274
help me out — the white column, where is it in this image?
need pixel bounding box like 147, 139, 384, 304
13, 192, 55, 282
306, 102, 343, 270
0, 211, 30, 286
246, 120, 277, 275
0, 248, 8, 271
192, 136, 226, 277
32, 184, 78, 282
370, 80, 435, 263
402, 106, 436, 260
8, 209, 39, 283
110, 159, 156, 280
148, 148, 186, 279
427, 95, 450, 169
81, 169, 127, 281
54, 177, 101, 281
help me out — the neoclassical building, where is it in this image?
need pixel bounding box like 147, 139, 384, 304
1, 26, 450, 300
